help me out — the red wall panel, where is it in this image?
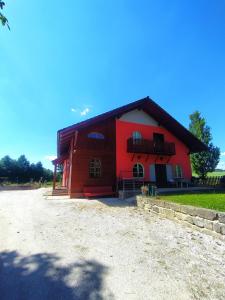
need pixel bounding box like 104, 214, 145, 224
116, 120, 192, 181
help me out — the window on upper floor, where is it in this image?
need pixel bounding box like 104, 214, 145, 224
87, 132, 105, 139
89, 158, 101, 178
132, 131, 142, 144
133, 163, 144, 178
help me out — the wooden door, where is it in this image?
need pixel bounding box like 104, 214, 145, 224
155, 164, 167, 187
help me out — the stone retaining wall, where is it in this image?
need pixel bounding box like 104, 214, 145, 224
136, 196, 225, 236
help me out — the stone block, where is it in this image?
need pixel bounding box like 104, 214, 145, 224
180, 205, 197, 216
192, 216, 204, 228
164, 202, 180, 212
158, 207, 165, 214
213, 222, 221, 234
149, 199, 164, 208
175, 212, 184, 220
203, 219, 213, 230
164, 202, 172, 209
220, 224, 225, 235
163, 208, 175, 218
172, 204, 182, 213
218, 213, 225, 224
195, 208, 217, 221
183, 215, 194, 224
152, 206, 160, 213
144, 204, 151, 210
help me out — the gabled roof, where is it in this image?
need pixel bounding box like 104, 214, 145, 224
57, 96, 207, 155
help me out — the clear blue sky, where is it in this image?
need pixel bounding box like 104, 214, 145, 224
1, 0, 225, 170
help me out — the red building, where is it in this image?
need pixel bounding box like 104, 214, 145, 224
52, 97, 206, 198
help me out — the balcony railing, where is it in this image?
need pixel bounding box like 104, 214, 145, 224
127, 138, 176, 156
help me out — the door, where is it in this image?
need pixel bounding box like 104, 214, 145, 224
153, 133, 164, 153
155, 164, 167, 187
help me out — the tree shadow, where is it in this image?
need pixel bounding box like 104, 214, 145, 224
0, 251, 113, 300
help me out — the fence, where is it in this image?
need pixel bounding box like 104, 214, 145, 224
193, 176, 225, 188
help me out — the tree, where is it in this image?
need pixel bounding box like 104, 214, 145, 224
0, 1, 10, 29
189, 111, 220, 179
17, 155, 30, 182
0, 155, 53, 183
0, 155, 18, 181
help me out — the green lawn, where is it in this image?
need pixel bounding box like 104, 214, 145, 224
161, 191, 225, 212
192, 171, 225, 177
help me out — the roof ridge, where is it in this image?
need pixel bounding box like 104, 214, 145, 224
58, 96, 149, 133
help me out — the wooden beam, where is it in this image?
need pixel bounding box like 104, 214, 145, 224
53, 164, 57, 190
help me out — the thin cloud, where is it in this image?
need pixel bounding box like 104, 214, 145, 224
221, 152, 225, 156
44, 155, 57, 161
80, 108, 90, 116
71, 106, 91, 116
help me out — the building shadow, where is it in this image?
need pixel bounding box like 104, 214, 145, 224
95, 197, 136, 207
0, 251, 113, 300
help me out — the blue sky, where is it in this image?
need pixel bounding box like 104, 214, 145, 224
1, 0, 225, 170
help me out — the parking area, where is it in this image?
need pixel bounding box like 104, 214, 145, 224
0, 188, 225, 299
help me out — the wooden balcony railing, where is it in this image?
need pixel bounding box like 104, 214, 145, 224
127, 138, 176, 156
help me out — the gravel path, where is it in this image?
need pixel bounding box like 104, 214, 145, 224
0, 188, 225, 300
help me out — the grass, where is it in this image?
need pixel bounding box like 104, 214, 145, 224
208, 171, 225, 177
161, 191, 225, 212
192, 171, 225, 177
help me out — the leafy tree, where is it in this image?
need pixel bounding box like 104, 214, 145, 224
17, 155, 30, 182
0, 155, 53, 183
34, 162, 44, 182
0, 1, 10, 29
189, 111, 220, 179
0, 155, 18, 181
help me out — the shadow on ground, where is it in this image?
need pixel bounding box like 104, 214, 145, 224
96, 197, 136, 207
0, 251, 113, 300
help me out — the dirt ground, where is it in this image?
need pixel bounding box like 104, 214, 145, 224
0, 188, 225, 300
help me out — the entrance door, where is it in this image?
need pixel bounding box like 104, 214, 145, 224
155, 164, 167, 187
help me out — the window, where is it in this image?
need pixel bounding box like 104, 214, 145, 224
132, 131, 142, 144
87, 132, 104, 139
89, 159, 101, 178
175, 165, 183, 178
133, 163, 144, 178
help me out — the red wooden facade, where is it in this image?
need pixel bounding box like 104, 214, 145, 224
53, 97, 207, 198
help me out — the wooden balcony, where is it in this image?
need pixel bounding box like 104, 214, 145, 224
127, 138, 176, 156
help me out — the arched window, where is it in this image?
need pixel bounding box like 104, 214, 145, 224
89, 159, 101, 178
132, 131, 142, 144
88, 132, 105, 139
132, 131, 142, 140
133, 163, 144, 178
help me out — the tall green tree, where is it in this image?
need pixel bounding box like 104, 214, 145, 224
17, 155, 30, 182
0, 155, 53, 183
189, 111, 220, 179
0, 1, 9, 29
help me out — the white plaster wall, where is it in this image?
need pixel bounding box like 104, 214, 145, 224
119, 109, 158, 126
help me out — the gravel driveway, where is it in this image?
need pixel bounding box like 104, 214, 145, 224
0, 188, 225, 300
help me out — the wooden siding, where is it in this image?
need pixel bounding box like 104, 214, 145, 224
69, 119, 116, 197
